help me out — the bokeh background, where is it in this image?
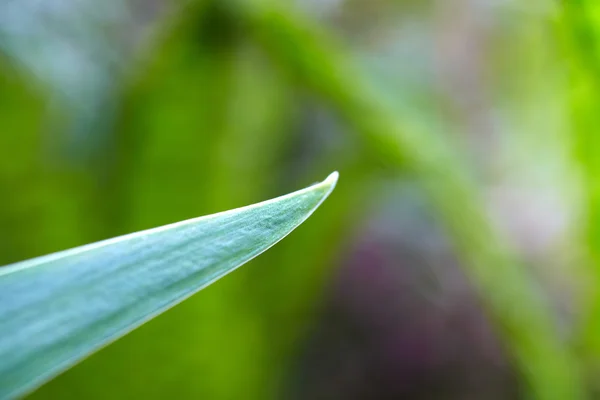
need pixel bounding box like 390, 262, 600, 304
2, 0, 600, 398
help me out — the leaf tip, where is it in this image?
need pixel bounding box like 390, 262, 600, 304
324, 171, 339, 189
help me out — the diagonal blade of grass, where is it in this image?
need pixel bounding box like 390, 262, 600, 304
0, 171, 338, 400
225, 1, 586, 398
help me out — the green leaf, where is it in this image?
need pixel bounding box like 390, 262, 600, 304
0, 171, 338, 400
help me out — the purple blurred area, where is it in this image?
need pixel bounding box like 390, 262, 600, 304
289, 188, 519, 399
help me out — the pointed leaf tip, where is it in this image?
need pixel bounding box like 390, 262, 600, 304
324, 171, 339, 188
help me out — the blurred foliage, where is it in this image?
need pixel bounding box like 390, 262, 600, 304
2, 0, 600, 398
561, 0, 600, 392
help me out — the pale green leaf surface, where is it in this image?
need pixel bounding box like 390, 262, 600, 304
0, 171, 338, 400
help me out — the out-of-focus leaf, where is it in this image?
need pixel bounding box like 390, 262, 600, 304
0, 171, 338, 400
0, 0, 167, 157
560, 0, 600, 375
230, 2, 586, 398
0, 64, 100, 265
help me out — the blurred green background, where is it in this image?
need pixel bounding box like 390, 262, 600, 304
2, 0, 600, 398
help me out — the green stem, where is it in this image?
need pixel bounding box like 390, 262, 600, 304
231, 1, 586, 398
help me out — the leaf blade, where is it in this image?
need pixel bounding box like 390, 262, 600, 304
0, 171, 338, 400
